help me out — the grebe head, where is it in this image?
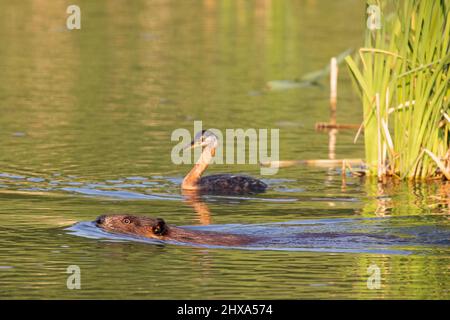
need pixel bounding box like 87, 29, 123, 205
185, 130, 218, 150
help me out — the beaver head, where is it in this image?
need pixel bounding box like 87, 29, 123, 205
95, 214, 168, 239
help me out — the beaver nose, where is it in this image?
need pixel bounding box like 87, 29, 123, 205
95, 215, 106, 225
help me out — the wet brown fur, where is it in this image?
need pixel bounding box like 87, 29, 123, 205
95, 214, 257, 246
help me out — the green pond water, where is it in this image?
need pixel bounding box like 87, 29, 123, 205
0, 0, 449, 299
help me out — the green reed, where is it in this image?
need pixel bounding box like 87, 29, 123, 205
346, 0, 450, 179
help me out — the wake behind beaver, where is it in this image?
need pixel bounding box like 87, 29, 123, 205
65, 215, 450, 254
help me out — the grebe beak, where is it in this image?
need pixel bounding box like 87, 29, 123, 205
182, 140, 195, 150
183, 139, 205, 150
183, 130, 212, 150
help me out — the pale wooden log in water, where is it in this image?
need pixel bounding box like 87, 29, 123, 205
315, 122, 361, 130
260, 159, 364, 168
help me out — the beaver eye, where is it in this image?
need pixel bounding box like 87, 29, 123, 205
122, 218, 131, 224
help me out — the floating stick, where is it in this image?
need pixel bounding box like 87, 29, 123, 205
260, 159, 364, 168
316, 122, 361, 130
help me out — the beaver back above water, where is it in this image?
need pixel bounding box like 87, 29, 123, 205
95, 214, 257, 246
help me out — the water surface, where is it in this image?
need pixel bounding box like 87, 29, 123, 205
0, 0, 449, 299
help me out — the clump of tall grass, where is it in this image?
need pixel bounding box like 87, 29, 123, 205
346, 0, 450, 180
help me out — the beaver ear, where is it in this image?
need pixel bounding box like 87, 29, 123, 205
152, 218, 167, 235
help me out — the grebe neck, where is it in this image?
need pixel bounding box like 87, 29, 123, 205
182, 146, 215, 190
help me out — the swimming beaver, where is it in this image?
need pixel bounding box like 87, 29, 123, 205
95, 214, 257, 246
94, 215, 401, 248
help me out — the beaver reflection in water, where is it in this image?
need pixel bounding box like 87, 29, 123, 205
95, 214, 256, 246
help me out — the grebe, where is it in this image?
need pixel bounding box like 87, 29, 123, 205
181, 130, 267, 194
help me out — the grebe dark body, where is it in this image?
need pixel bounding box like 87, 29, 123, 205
198, 174, 267, 194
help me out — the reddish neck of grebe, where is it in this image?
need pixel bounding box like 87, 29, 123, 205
182, 146, 216, 190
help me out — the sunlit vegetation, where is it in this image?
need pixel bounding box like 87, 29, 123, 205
346, 0, 450, 180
